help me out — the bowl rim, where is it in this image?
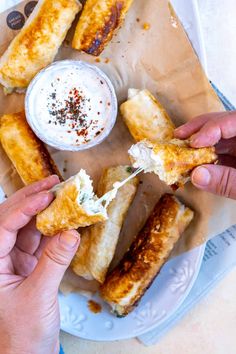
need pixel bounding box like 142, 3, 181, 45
25, 59, 118, 152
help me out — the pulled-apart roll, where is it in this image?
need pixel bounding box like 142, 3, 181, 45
120, 89, 175, 142
0, 111, 62, 185
36, 170, 110, 236
129, 139, 217, 187
71, 166, 139, 283
100, 194, 194, 317
0, 0, 81, 92
72, 0, 133, 55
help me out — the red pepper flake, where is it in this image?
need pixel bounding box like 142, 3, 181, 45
99, 100, 103, 104
107, 102, 111, 106
47, 87, 95, 143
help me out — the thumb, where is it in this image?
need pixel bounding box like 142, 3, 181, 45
191, 164, 236, 199
29, 230, 80, 293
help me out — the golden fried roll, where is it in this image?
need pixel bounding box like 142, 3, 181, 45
120, 89, 175, 142
72, 0, 133, 56
100, 194, 194, 317
0, 0, 81, 92
36, 170, 109, 236
0, 112, 62, 185
129, 139, 217, 187
71, 166, 139, 283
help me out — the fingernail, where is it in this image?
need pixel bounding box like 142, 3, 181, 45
192, 167, 211, 186
59, 230, 80, 249
174, 127, 183, 135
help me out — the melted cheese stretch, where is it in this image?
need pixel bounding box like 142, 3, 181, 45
97, 167, 143, 208
52, 168, 142, 215
129, 141, 164, 174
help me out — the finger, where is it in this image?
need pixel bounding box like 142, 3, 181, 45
34, 236, 51, 260
16, 218, 42, 255
0, 192, 54, 258
28, 231, 80, 293
174, 112, 224, 139
0, 254, 14, 274
216, 137, 236, 156
11, 247, 38, 277
1, 175, 59, 211
191, 164, 236, 199
190, 114, 236, 148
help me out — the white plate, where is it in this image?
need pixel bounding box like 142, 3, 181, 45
58, 0, 206, 341
0, 0, 206, 342
59, 245, 205, 341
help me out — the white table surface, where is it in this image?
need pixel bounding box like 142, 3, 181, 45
60, 0, 236, 352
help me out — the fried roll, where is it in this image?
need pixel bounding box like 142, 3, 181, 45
0, 112, 62, 185
72, 0, 133, 56
120, 89, 175, 143
100, 194, 194, 317
129, 139, 217, 187
71, 166, 139, 283
36, 170, 109, 236
0, 0, 81, 92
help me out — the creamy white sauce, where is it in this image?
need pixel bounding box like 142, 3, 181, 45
26, 61, 116, 149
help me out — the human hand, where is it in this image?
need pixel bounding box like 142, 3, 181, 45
175, 112, 236, 199
0, 175, 80, 354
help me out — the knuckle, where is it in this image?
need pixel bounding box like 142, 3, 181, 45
217, 168, 235, 198
44, 246, 69, 266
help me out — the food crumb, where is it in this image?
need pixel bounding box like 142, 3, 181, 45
4, 194, 7, 199
136, 18, 140, 22
104, 58, 110, 64
63, 168, 67, 173
88, 300, 102, 314
126, 166, 133, 174
142, 22, 151, 30
95, 58, 101, 63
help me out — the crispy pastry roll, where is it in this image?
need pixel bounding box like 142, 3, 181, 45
0, 112, 62, 185
71, 166, 139, 283
72, 0, 133, 56
120, 89, 175, 143
36, 170, 110, 236
100, 194, 194, 317
0, 0, 81, 92
129, 139, 217, 187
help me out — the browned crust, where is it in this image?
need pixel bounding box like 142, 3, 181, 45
0, 0, 81, 89
0, 111, 62, 185
36, 180, 106, 236
72, 0, 133, 56
100, 194, 194, 316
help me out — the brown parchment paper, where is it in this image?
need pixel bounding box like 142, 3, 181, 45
0, 0, 235, 295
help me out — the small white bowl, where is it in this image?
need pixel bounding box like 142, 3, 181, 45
25, 60, 117, 151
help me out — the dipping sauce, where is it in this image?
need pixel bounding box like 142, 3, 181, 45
25, 60, 117, 151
